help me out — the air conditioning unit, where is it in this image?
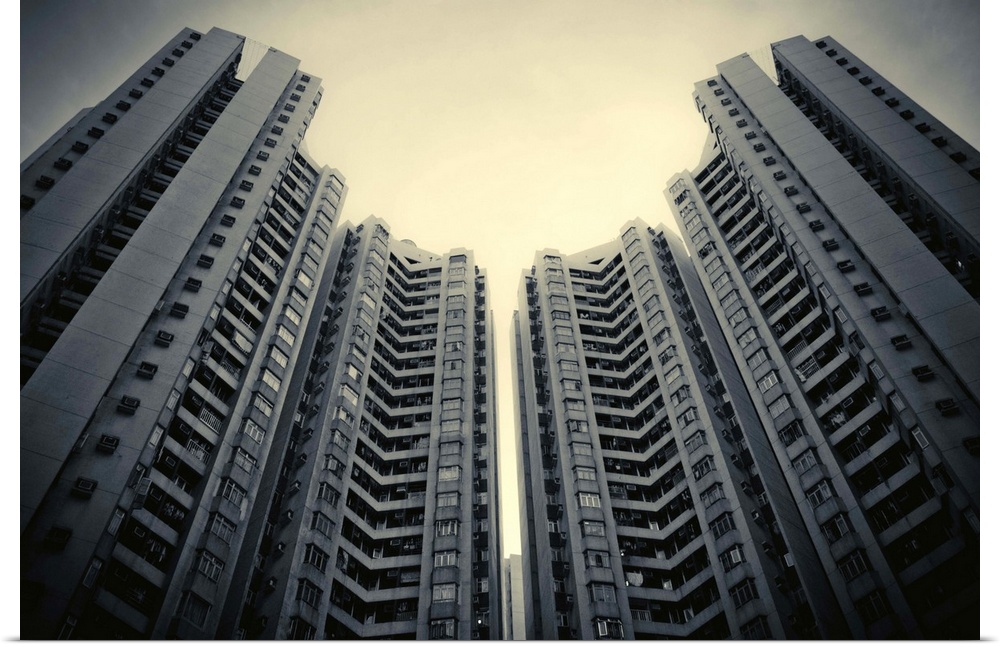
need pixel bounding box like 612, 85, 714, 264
274, 542, 286, 555
288, 481, 301, 494
265, 578, 277, 592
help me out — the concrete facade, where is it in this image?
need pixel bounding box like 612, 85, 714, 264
512, 222, 848, 639
503, 554, 526, 640
21, 26, 505, 641
229, 218, 503, 639
664, 35, 978, 638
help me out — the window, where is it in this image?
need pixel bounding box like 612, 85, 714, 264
719, 544, 746, 571
439, 465, 461, 481
323, 455, 345, 478
277, 325, 296, 346
701, 483, 725, 507
710, 512, 736, 539
589, 582, 616, 602
837, 550, 870, 581
595, 618, 624, 639
729, 578, 759, 608
311, 511, 335, 539
296, 578, 322, 608
303, 544, 329, 572
437, 520, 459, 536
575, 466, 597, 480
221, 479, 246, 506
179, 593, 210, 628
288, 617, 316, 640
261, 369, 281, 392
582, 521, 606, 537
475, 578, 489, 593
432, 583, 457, 602
437, 492, 459, 508
747, 349, 769, 370
435, 550, 458, 567
317, 482, 340, 505
339, 384, 359, 406
679, 408, 699, 426
806, 480, 834, 508
269, 347, 288, 368
586, 550, 611, 567
737, 328, 758, 348
579, 492, 602, 508
728, 309, 748, 328
757, 372, 779, 392
856, 590, 890, 625
768, 395, 791, 418
571, 442, 592, 456
670, 386, 690, 406
684, 430, 707, 452
253, 393, 274, 418
197, 551, 224, 582
792, 450, 818, 475
440, 441, 461, 455
665, 365, 684, 385
430, 618, 456, 639
692, 455, 716, 479
740, 616, 772, 640
821, 513, 851, 544
233, 448, 258, 473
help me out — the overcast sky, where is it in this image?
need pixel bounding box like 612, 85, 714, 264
20, 0, 981, 562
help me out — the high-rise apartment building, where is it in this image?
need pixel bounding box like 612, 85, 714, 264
20, 27, 502, 640
513, 222, 850, 640
514, 34, 977, 641
664, 35, 978, 638
229, 217, 502, 640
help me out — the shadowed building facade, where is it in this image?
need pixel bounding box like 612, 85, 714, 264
20, 27, 502, 640
233, 218, 502, 640
665, 35, 978, 638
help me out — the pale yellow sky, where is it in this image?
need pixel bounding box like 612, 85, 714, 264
19, 0, 983, 570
